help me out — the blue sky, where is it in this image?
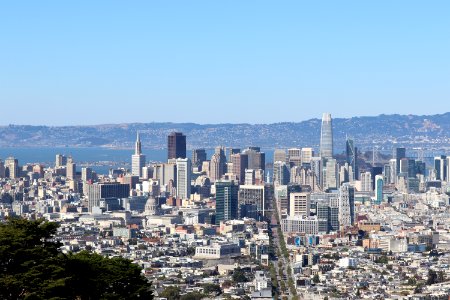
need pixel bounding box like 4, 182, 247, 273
1, 1, 449, 125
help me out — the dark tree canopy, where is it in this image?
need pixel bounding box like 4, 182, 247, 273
0, 218, 153, 300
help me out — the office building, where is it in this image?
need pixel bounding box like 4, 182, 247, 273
192, 149, 207, 169
375, 175, 383, 205
339, 183, 355, 228
215, 180, 239, 225
210, 147, 227, 182
81, 167, 93, 182
274, 149, 287, 164
434, 155, 447, 181
301, 148, 314, 165
176, 158, 192, 200
273, 161, 290, 186
238, 184, 267, 218
86, 182, 130, 212
168, 132, 186, 160
396, 147, 406, 175
289, 192, 310, 218
231, 153, 249, 184
66, 157, 76, 180
55, 154, 67, 168
345, 138, 358, 180
132, 132, 146, 177
320, 113, 333, 159
324, 158, 338, 190
5, 157, 19, 179
243, 147, 265, 172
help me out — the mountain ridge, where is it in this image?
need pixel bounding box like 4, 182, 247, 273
1, 113, 450, 152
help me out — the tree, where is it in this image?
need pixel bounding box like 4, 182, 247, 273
180, 292, 205, 300
438, 271, 445, 283
202, 283, 221, 295
312, 274, 320, 284
160, 286, 181, 300
232, 267, 249, 283
427, 269, 438, 285
0, 218, 153, 300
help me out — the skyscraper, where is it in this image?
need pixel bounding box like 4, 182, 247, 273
132, 132, 146, 177
231, 153, 248, 184
396, 147, 406, 175
215, 180, 239, 225
192, 149, 207, 169
55, 154, 67, 168
168, 132, 186, 160
66, 156, 76, 180
320, 113, 333, 160
289, 192, 310, 218
375, 175, 384, 205
339, 183, 355, 228
346, 138, 358, 180
210, 147, 227, 182
5, 157, 19, 179
434, 155, 447, 181
176, 158, 192, 200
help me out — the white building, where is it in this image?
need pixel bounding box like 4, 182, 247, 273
194, 243, 241, 259
176, 158, 192, 200
290, 192, 310, 218
281, 216, 319, 234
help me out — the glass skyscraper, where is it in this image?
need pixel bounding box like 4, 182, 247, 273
320, 113, 333, 160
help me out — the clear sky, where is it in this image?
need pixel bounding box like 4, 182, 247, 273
1, 1, 449, 125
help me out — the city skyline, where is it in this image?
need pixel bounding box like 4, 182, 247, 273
1, 1, 450, 125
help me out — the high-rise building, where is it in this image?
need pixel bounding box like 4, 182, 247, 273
434, 155, 447, 181
301, 148, 314, 165
55, 154, 67, 168
396, 147, 406, 175
323, 158, 338, 191
243, 147, 265, 172
345, 138, 358, 180
132, 132, 146, 177
287, 148, 302, 167
168, 132, 186, 160
231, 153, 248, 184
176, 158, 192, 200
245, 169, 256, 185
192, 149, 207, 169
210, 147, 227, 182
227, 148, 241, 161
66, 157, 76, 180
86, 182, 130, 212
0, 160, 5, 178
273, 161, 290, 186
389, 159, 397, 184
215, 180, 239, 225
274, 149, 287, 164
5, 157, 19, 179
360, 171, 372, 192
238, 184, 267, 219
320, 113, 333, 159
339, 183, 355, 228
375, 175, 384, 205
81, 167, 93, 182
289, 192, 310, 218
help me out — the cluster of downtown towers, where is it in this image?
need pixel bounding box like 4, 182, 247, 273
127, 113, 362, 228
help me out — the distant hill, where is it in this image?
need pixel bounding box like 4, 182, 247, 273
1, 113, 450, 153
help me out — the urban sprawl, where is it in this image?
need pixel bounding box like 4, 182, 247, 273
1, 113, 450, 300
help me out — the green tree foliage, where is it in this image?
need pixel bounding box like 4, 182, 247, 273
0, 218, 153, 300
180, 292, 204, 300
312, 274, 320, 284
232, 267, 249, 283
202, 283, 221, 295
160, 286, 181, 300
